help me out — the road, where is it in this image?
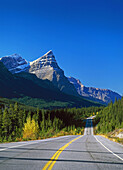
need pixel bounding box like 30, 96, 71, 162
0, 117, 123, 170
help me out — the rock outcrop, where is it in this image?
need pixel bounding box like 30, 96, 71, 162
29, 50, 78, 96
0, 54, 29, 74
1, 51, 121, 102
68, 77, 121, 104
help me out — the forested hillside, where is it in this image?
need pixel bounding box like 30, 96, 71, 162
0, 62, 101, 109
95, 97, 123, 134
0, 102, 102, 142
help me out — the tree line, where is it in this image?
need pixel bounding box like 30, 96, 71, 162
95, 97, 123, 134
0, 103, 102, 142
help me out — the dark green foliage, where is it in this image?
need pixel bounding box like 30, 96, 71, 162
0, 62, 102, 109
13, 95, 102, 109
2, 108, 10, 138
0, 99, 102, 142
95, 97, 123, 134
0, 97, 38, 111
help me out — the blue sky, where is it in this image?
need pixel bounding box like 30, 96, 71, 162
0, 0, 123, 95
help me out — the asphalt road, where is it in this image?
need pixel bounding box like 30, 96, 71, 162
0, 117, 123, 170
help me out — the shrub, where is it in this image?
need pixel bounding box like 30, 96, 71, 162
23, 116, 39, 140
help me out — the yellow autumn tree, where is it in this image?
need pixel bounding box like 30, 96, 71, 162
23, 116, 39, 140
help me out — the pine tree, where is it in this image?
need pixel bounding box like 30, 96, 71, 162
41, 110, 45, 132
23, 109, 26, 125
48, 113, 52, 129
2, 108, 10, 138
36, 108, 40, 123
0, 109, 2, 138
18, 109, 24, 137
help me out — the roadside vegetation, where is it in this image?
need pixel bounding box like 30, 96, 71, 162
0, 102, 102, 143
94, 97, 123, 144
1, 96, 122, 144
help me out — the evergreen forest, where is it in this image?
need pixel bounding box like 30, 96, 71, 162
0, 97, 123, 143
0, 102, 102, 142
95, 97, 123, 134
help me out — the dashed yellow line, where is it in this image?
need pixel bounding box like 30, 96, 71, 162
42, 135, 83, 170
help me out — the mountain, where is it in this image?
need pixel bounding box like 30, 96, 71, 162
1, 51, 120, 105
29, 50, 78, 96
0, 62, 101, 109
0, 61, 71, 100
0, 61, 58, 99
1, 51, 78, 96
0, 54, 29, 74
68, 77, 122, 104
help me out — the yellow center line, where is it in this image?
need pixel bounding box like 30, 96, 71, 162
42, 135, 83, 170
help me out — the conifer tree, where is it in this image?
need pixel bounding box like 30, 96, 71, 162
41, 110, 45, 132
2, 108, 10, 138
0, 109, 2, 138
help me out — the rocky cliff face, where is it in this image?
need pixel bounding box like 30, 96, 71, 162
0, 51, 78, 96
0, 54, 29, 74
29, 50, 78, 96
29, 50, 61, 81
1, 51, 121, 103
68, 77, 121, 104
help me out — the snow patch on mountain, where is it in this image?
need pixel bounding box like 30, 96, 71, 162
0, 54, 30, 74
29, 50, 78, 96
0, 51, 121, 102
29, 50, 62, 80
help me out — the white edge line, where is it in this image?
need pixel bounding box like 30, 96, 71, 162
0, 135, 72, 152
94, 136, 123, 161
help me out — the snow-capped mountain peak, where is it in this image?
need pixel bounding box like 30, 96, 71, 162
0, 54, 30, 74
30, 50, 59, 70
29, 51, 78, 96
0, 51, 121, 103
44, 50, 53, 56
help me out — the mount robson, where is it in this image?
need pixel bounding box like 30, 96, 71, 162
0, 50, 121, 109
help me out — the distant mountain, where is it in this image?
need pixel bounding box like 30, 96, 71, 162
1, 51, 120, 105
0, 61, 60, 99
68, 77, 122, 104
29, 50, 78, 96
0, 62, 100, 109
1, 51, 78, 96
0, 54, 29, 73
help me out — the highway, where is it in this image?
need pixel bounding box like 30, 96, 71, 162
0, 117, 123, 169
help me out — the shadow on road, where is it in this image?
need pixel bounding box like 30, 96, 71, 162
85, 119, 92, 128
0, 156, 123, 165
1, 147, 123, 155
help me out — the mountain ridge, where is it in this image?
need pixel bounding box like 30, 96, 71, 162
68, 76, 121, 104
29, 50, 79, 96
0, 54, 30, 73
0, 61, 100, 109
1, 51, 78, 96
0, 51, 121, 104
